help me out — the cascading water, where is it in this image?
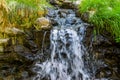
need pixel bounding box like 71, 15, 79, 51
33, 9, 90, 80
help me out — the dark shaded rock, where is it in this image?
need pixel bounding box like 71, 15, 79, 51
14, 45, 34, 60
49, 0, 60, 5
95, 67, 113, 78
80, 12, 89, 22
28, 40, 37, 48
50, 18, 59, 26
24, 28, 35, 40
49, 0, 64, 5
84, 25, 120, 79
91, 35, 112, 47
60, 1, 76, 9
0, 51, 33, 80
49, 0, 77, 9
0, 24, 51, 79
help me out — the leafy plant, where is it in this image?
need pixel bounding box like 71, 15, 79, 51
79, 0, 120, 42
0, 0, 51, 34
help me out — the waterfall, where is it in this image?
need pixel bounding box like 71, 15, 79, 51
33, 9, 90, 80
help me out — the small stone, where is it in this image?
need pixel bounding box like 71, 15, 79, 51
4, 27, 24, 36
0, 38, 9, 45
28, 40, 37, 48
14, 45, 33, 60
35, 17, 51, 30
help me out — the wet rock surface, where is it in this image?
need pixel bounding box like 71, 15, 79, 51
84, 26, 120, 79
0, 27, 51, 79
50, 0, 77, 9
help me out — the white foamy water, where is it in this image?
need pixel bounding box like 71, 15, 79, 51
33, 9, 90, 80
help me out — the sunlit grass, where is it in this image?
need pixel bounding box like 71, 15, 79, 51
79, 0, 120, 42
0, 0, 51, 38
0, 0, 10, 32
7, 0, 51, 28
0, 0, 51, 28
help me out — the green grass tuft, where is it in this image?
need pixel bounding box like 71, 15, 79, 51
79, 0, 120, 42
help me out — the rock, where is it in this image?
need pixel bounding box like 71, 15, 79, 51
4, 46, 14, 53
50, 0, 64, 5
35, 17, 51, 30
73, 0, 82, 5
21, 71, 29, 78
0, 38, 9, 45
0, 46, 3, 53
14, 45, 34, 60
27, 40, 37, 48
84, 25, 120, 79
92, 35, 112, 46
50, 18, 59, 26
4, 27, 24, 37
95, 67, 112, 78
50, 0, 77, 9
60, 1, 75, 9
81, 12, 89, 22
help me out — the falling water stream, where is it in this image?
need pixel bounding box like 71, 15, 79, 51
33, 8, 90, 80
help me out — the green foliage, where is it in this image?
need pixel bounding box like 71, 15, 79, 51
0, 0, 10, 32
79, 0, 120, 42
0, 0, 51, 31
7, 0, 51, 28
6, 0, 51, 9
0, 0, 52, 40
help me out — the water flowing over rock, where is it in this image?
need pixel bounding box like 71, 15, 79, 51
33, 9, 90, 80
1, 1, 120, 80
